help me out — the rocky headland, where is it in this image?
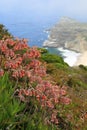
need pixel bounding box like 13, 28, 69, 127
43, 17, 87, 53
43, 17, 87, 65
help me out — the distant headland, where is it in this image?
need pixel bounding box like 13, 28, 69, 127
43, 17, 87, 66
43, 17, 87, 53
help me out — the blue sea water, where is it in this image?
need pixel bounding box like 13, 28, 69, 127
0, 19, 80, 66
3, 20, 56, 47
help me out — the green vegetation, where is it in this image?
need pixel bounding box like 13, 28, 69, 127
0, 73, 51, 130
0, 24, 12, 39
40, 48, 69, 71
0, 73, 26, 129
0, 30, 71, 130
40, 48, 87, 129
41, 53, 64, 63
0, 24, 87, 130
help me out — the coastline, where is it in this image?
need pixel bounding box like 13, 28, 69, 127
47, 46, 87, 66
43, 42, 87, 66
57, 48, 80, 66
46, 47, 81, 66
74, 51, 87, 66
42, 16, 87, 67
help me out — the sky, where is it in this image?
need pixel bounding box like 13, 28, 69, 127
0, 0, 87, 24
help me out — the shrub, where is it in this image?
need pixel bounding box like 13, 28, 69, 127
41, 53, 64, 63
39, 47, 49, 54
41, 53, 69, 68
0, 24, 12, 39
0, 38, 71, 129
79, 64, 87, 71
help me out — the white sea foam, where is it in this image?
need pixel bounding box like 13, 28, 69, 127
57, 47, 81, 66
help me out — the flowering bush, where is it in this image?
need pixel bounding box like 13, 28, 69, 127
0, 24, 12, 39
0, 38, 71, 126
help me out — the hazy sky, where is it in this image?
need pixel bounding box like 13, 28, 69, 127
0, 0, 87, 23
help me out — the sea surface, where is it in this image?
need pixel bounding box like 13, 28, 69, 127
5, 22, 50, 47
2, 21, 79, 66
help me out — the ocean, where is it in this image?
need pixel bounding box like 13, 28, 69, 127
2, 20, 80, 66
5, 22, 50, 47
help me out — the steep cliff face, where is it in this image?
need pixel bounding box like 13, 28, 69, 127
43, 17, 87, 52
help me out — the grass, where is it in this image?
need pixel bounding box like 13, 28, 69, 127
40, 49, 87, 130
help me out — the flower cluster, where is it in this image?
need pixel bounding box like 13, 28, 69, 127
5, 57, 22, 69
18, 82, 71, 124
0, 38, 71, 125
19, 83, 70, 107
13, 40, 28, 51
